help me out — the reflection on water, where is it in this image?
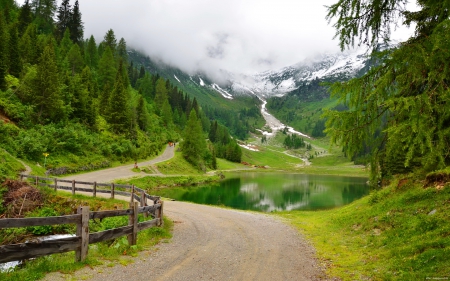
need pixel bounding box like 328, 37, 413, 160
155, 173, 369, 212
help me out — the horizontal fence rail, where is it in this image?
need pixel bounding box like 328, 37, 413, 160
0, 175, 164, 264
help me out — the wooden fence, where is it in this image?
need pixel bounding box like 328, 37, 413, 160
0, 175, 164, 264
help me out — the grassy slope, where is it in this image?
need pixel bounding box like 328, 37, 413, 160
278, 174, 450, 280
0, 150, 25, 181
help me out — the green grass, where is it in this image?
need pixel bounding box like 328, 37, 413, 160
277, 174, 450, 280
0, 191, 172, 281
153, 151, 203, 175
0, 150, 25, 181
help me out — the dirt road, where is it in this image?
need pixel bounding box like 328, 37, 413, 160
62, 144, 176, 182
44, 145, 328, 281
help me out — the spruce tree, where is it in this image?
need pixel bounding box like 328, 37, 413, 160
117, 37, 127, 63
107, 61, 129, 134
325, 0, 450, 182
8, 24, 21, 78
181, 110, 206, 170
55, 0, 71, 41
31, 0, 57, 34
103, 29, 116, 55
69, 0, 83, 45
98, 46, 116, 90
18, 0, 33, 36
154, 78, 168, 115
34, 44, 63, 123
67, 43, 84, 75
0, 13, 7, 91
85, 35, 98, 69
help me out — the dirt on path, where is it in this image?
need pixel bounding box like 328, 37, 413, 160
43, 144, 329, 281
62, 144, 176, 182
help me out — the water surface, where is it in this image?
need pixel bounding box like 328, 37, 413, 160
155, 173, 369, 212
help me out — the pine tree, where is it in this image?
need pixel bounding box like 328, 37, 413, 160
117, 37, 127, 63
8, 24, 21, 77
55, 0, 71, 41
18, 0, 33, 36
136, 95, 148, 131
69, 0, 83, 45
107, 61, 129, 134
181, 110, 206, 169
19, 23, 38, 65
0, 12, 8, 90
59, 28, 72, 59
85, 35, 98, 69
154, 78, 168, 115
34, 44, 63, 123
103, 29, 116, 54
67, 43, 84, 75
31, 0, 57, 34
98, 46, 116, 90
139, 65, 145, 79
325, 0, 450, 182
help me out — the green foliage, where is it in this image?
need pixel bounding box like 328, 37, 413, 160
283, 134, 305, 149
181, 110, 207, 170
279, 177, 450, 280
325, 0, 450, 182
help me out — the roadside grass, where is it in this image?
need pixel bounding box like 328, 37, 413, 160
277, 174, 450, 280
0, 150, 25, 181
216, 158, 248, 171
0, 191, 173, 281
122, 174, 221, 193
154, 151, 202, 175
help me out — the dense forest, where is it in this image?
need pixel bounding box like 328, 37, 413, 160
0, 0, 243, 177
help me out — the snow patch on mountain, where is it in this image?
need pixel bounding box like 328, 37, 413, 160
174, 75, 181, 83
211, 83, 233, 99
199, 77, 205, 86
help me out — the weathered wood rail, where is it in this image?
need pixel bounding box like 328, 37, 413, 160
0, 175, 164, 264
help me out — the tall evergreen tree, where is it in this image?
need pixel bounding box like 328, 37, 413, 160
154, 77, 168, 115
98, 46, 116, 90
0, 12, 7, 90
103, 29, 116, 54
85, 35, 98, 69
66, 43, 84, 75
31, 0, 56, 34
8, 24, 21, 77
107, 61, 129, 134
325, 0, 450, 182
69, 0, 83, 45
55, 0, 70, 41
117, 37, 127, 63
34, 44, 63, 123
181, 110, 207, 170
18, 0, 33, 36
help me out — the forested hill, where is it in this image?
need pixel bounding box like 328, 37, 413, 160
0, 0, 249, 179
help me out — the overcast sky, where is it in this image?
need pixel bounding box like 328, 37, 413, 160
18, 0, 415, 77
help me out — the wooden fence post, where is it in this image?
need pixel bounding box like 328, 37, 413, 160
72, 180, 75, 195
128, 202, 139, 246
76, 206, 90, 262
140, 190, 147, 218
158, 201, 164, 226
54, 178, 57, 191
130, 185, 135, 203
111, 183, 115, 199
93, 182, 97, 197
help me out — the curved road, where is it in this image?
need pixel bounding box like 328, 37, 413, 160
44, 145, 328, 281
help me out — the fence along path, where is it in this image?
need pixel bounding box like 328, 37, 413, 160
0, 174, 164, 264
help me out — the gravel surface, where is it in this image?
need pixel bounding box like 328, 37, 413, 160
44, 201, 328, 281
42, 144, 330, 280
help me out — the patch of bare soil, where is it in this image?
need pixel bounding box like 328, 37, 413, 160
1, 179, 43, 219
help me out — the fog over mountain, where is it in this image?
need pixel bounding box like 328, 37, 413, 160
18, 0, 414, 82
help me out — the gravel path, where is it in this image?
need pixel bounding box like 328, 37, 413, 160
42, 144, 329, 281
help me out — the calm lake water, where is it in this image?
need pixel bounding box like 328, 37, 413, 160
155, 173, 369, 212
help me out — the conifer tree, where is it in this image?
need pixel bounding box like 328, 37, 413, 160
136, 95, 148, 131
181, 110, 206, 170
85, 35, 98, 69
0, 13, 8, 91
325, 0, 450, 182
19, 23, 38, 65
69, 0, 83, 45
67, 43, 84, 75
117, 37, 127, 63
154, 78, 168, 115
18, 0, 33, 36
103, 29, 116, 54
98, 46, 116, 90
31, 0, 56, 34
34, 44, 63, 123
107, 61, 129, 134
59, 28, 72, 59
8, 24, 21, 77
55, 0, 70, 41
139, 65, 145, 79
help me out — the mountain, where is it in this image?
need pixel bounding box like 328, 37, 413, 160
226, 47, 370, 98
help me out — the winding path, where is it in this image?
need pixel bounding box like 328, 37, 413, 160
44, 145, 328, 281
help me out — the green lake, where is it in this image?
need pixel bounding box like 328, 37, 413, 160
154, 173, 369, 212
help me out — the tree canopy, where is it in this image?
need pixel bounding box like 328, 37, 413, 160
325, 0, 450, 182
